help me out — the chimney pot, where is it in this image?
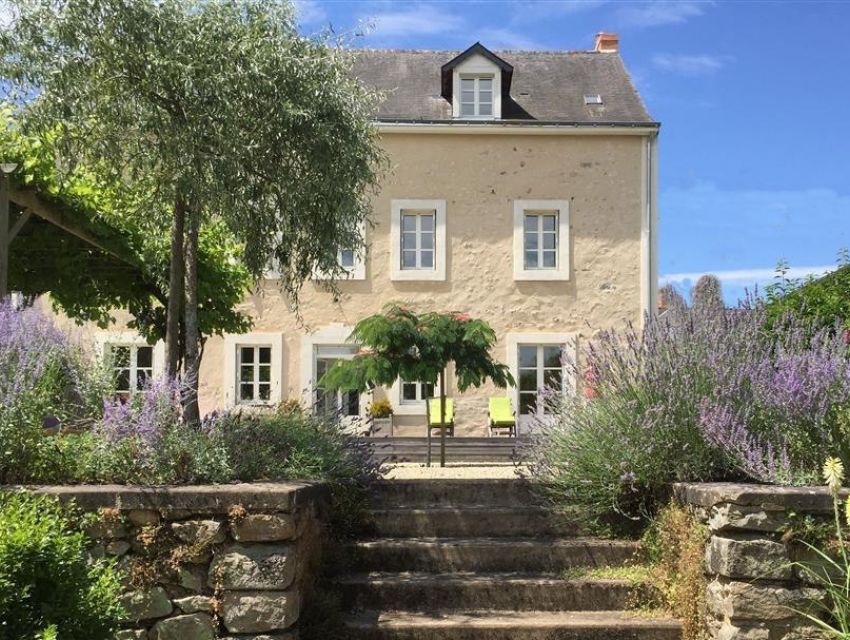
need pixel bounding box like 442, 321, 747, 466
594, 32, 619, 53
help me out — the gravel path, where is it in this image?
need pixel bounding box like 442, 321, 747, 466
383, 462, 526, 479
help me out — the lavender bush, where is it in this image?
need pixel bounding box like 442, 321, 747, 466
526, 280, 850, 528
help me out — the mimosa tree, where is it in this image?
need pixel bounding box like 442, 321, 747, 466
319, 304, 514, 467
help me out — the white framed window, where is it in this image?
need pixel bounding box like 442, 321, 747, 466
390, 199, 447, 281
401, 379, 435, 404
506, 332, 576, 434
460, 75, 494, 118
111, 344, 154, 396
308, 223, 367, 282
390, 376, 443, 416
224, 333, 284, 407
513, 200, 570, 281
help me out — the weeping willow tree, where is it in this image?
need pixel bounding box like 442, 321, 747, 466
0, 0, 385, 422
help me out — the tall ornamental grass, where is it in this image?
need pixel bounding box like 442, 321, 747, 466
526, 280, 850, 527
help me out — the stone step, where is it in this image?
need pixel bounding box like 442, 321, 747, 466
337, 572, 634, 612
363, 437, 520, 463
367, 506, 579, 538
370, 479, 539, 509
344, 610, 682, 640
348, 538, 641, 573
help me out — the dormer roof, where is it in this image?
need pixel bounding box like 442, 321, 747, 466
439, 42, 514, 101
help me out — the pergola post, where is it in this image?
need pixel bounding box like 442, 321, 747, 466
0, 171, 9, 299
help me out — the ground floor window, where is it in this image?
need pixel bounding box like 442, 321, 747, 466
314, 345, 360, 417
110, 344, 154, 397
517, 344, 565, 417
401, 379, 436, 404
238, 344, 272, 404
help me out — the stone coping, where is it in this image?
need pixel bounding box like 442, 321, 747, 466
674, 482, 847, 512
1, 481, 330, 513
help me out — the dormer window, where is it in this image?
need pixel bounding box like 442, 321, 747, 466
460, 75, 494, 118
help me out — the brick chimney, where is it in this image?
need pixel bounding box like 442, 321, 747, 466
594, 32, 619, 53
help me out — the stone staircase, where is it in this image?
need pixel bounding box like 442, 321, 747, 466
339, 479, 682, 640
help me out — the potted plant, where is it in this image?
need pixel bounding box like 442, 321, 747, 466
367, 399, 394, 436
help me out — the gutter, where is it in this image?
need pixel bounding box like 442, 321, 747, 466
641, 130, 660, 321
376, 119, 661, 135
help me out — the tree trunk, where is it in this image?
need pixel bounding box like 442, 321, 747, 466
182, 205, 201, 427
439, 369, 447, 468
165, 194, 185, 377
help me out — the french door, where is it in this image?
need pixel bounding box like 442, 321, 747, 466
517, 344, 565, 432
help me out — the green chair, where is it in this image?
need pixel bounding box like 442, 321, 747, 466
488, 397, 516, 437
427, 398, 455, 437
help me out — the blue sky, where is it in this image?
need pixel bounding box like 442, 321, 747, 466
295, 0, 850, 303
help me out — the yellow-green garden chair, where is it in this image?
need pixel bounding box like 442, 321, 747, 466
427, 398, 455, 437
488, 397, 516, 437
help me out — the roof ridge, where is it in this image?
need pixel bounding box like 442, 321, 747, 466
351, 47, 609, 56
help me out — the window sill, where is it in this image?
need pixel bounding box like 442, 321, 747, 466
514, 270, 570, 282
390, 269, 446, 282
394, 402, 429, 416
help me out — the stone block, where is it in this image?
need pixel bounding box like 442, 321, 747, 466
709, 504, 787, 533
115, 631, 148, 640
84, 519, 128, 541
174, 595, 214, 614
220, 590, 300, 634
232, 515, 298, 542
219, 635, 298, 640
120, 586, 173, 622
171, 519, 226, 546
107, 540, 132, 556
151, 613, 216, 640
178, 565, 208, 592
712, 620, 771, 640
209, 545, 296, 590
706, 579, 825, 621
706, 536, 792, 580
128, 509, 162, 527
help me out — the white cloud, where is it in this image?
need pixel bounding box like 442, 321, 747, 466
661, 265, 836, 287
292, 0, 327, 26
652, 53, 733, 76
616, 0, 708, 28
366, 4, 465, 38
475, 27, 546, 51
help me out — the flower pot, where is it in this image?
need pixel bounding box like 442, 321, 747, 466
370, 417, 393, 437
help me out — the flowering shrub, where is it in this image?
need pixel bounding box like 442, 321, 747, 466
526, 281, 850, 527
0, 299, 109, 483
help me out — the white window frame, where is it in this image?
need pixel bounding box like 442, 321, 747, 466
389, 376, 442, 416
309, 222, 367, 282
224, 333, 284, 408
506, 332, 577, 433
235, 344, 274, 406
299, 324, 368, 419
513, 200, 570, 281
390, 199, 447, 281
451, 54, 501, 120
96, 332, 165, 395
459, 75, 494, 118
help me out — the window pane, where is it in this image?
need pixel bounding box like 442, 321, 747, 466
345, 390, 360, 416
402, 382, 417, 401
113, 346, 130, 368
240, 347, 254, 364
525, 251, 538, 269
479, 102, 492, 116
519, 392, 536, 415
241, 365, 254, 383
423, 383, 435, 398
524, 231, 538, 250
259, 347, 271, 364
402, 251, 417, 268
258, 383, 271, 401
136, 346, 153, 368
519, 345, 537, 368
543, 346, 563, 368
479, 90, 492, 102
258, 365, 271, 383
519, 370, 538, 392
402, 233, 416, 250
402, 214, 416, 232
543, 233, 556, 250
461, 90, 475, 103
461, 102, 475, 117
479, 77, 492, 91
524, 215, 538, 232
136, 369, 149, 390
116, 369, 130, 392
544, 369, 563, 390
420, 214, 434, 232
240, 383, 254, 401
316, 358, 329, 378
339, 249, 355, 268
543, 215, 557, 232
420, 232, 433, 250
461, 78, 475, 91
542, 251, 557, 268
420, 250, 434, 268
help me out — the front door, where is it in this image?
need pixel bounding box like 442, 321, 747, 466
314, 345, 362, 432
517, 344, 565, 433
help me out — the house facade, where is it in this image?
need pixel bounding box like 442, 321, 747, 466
97, 34, 659, 437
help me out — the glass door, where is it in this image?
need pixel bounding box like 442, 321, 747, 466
517, 344, 565, 432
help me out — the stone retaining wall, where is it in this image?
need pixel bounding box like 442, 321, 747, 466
675, 483, 840, 640
28, 482, 330, 640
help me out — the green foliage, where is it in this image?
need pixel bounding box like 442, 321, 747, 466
320, 304, 514, 393
0, 493, 124, 640
367, 399, 393, 418
765, 250, 850, 333
1, 0, 385, 301
0, 113, 253, 340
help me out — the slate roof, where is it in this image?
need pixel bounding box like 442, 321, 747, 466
350, 48, 656, 126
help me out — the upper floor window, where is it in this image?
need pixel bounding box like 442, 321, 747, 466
513, 200, 571, 281
390, 199, 447, 281
238, 345, 272, 404
111, 344, 153, 396
339, 248, 355, 270
460, 76, 493, 118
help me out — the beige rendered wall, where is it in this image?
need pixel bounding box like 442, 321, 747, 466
191, 131, 648, 435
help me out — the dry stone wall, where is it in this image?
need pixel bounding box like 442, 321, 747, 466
29, 482, 329, 640
676, 483, 838, 640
